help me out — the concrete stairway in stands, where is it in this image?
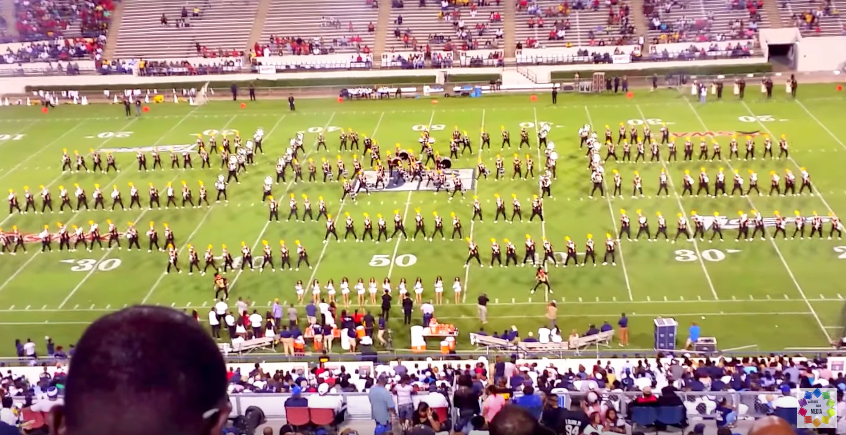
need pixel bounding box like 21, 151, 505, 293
1, 0, 18, 39
503, 0, 517, 58
763, 0, 784, 28
245, 0, 273, 53
373, 0, 392, 66
101, 0, 126, 60
628, 0, 649, 49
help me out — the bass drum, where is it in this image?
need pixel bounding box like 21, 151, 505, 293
439, 157, 452, 169
398, 150, 410, 161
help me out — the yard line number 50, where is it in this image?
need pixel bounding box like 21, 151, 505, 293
369, 254, 417, 267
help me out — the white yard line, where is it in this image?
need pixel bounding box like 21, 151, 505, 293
683, 97, 831, 343
54, 108, 209, 308
461, 109, 485, 303
309, 112, 386, 287
635, 105, 719, 300
387, 111, 432, 280
140, 114, 290, 303
530, 107, 550, 302
794, 100, 846, 153
584, 106, 634, 301
229, 112, 338, 292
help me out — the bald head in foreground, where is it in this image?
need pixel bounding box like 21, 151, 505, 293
748, 416, 797, 435
49, 306, 230, 435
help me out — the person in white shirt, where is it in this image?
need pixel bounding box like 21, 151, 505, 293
421, 384, 449, 408
773, 385, 800, 408
208, 308, 221, 338
23, 339, 36, 358
318, 299, 330, 324
421, 301, 435, 327
235, 297, 248, 316
214, 298, 228, 322
0, 397, 17, 426
394, 376, 416, 422
224, 312, 236, 338
31, 387, 64, 413
308, 383, 345, 419
248, 310, 264, 336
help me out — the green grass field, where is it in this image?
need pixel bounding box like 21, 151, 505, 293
1, 84, 846, 357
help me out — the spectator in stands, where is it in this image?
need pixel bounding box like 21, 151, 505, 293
629, 386, 659, 409
603, 409, 626, 433
367, 375, 395, 434
483, 385, 507, 423
48, 306, 230, 435
513, 385, 543, 420
584, 324, 599, 336
410, 402, 441, 432
308, 383, 345, 425
545, 302, 557, 328
285, 386, 308, 408
583, 413, 603, 435
454, 375, 481, 432
394, 375, 415, 424
0, 397, 16, 426
773, 384, 799, 408
490, 405, 553, 435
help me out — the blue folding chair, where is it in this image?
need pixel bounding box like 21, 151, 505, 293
773, 407, 799, 426
656, 405, 686, 429
631, 406, 659, 430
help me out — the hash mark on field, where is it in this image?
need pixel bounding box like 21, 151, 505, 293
646, 296, 651, 301
73, 304, 78, 309
680, 296, 684, 301
25, 305, 30, 310
663, 296, 668, 301
732, 295, 736, 300
105, 304, 110, 309
41, 305, 46, 310
6, 305, 11, 310
698, 295, 702, 300
784, 294, 789, 299
89, 304, 95, 309
839, 294, 844, 299
186, 302, 191, 307
170, 302, 175, 307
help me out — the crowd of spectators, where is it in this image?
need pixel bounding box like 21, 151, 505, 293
643, 41, 752, 59
785, 0, 842, 35
0, 36, 104, 64
94, 57, 242, 75
644, 0, 761, 44
252, 35, 370, 57
14, 0, 116, 41
520, 0, 635, 48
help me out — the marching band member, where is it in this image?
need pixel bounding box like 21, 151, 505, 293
747, 170, 760, 196
710, 212, 723, 242
489, 238, 502, 268
165, 182, 177, 209
324, 214, 339, 242
267, 196, 279, 221
171, 151, 180, 170
61, 149, 72, 172
530, 195, 544, 222
188, 244, 201, 275
494, 194, 506, 222
7, 226, 24, 253
632, 171, 643, 198
57, 223, 70, 251
682, 137, 693, 161
147, 222, 161, 252
635, 210, 652, 242
471, 196, 483, 222
40, 185, 52, 213
287, 193, 299, 222
181, 181, 194, 208
511, 194, 523, 223
657, 168, 669, 197
773, 212, 788, 240
23, 186, 35, 213
431, 211, 445, 241
784, 169, 796, 196
541, 237, 557, 267
412, 209, 426, 241
296, 240, 310, 270
107, 219, 120, 250
650, 141, 660, 162
589, 169, 604, 199
711, 140, 721, 161
735, 212, 750, 242
166, 244, 180, 274
501, 127, 511, 150
583, 234, 596, 267
691, 211, 705, 241
464, 237, 481, 267
203, 245, 217, 275
126, 222, 140, 251
779, 134, 789, 159
260, 240, 274, 272
667, 140, 677, 162
673, 213, 690, 243
696, 167, 711, 197
830, 213, 842, 240
730, 170, 744, 196
603, 234, 617, 266
390, 210, 407, 241
136, 150, 147, 171
376, 213, 388, 243
698, 140, 708, 161
59, 185, 72, 213
75, 150, 88, 173
744, 136, 755, 160
220, 244, 235, 273
240, 241, 254, 271
809, 211, 824, 239
147, 182, 160, 209
39, 225, 51, 252
763, 134, 774, 159
7, 189, 21, 214
729, 136, 739, 160
301, 194, 314, 221
74, 183, 88, 210
750, 211, 766, 241
279, 240, 292, 271
634, 141, 645, 163
799, 167, 813, 195
151, 148, 163, 170
540, 172, 552, 198
523, 234, 536, 267
450, 212, 462, 240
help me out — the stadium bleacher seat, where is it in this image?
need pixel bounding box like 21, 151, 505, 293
256, 0, 378, 57
113, 0, 257, 59
512, 0, 635, 51
385, 0, 505, 57
779, 0, 846, 37
643, 0, 770, 49
1, 37, 106, 64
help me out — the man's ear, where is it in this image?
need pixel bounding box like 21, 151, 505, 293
49, 404, 67, 435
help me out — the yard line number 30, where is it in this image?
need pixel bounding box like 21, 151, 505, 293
674, 249, 726, 262
69, 259, 122, 272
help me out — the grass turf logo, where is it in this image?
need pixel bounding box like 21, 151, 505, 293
798, 388, 836, 429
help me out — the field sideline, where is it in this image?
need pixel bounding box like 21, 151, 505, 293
1, 85, 846, 356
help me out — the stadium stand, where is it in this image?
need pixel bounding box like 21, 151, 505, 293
512, 0, 635, 50
643, 0, 771, 47
779, 0, 846, 37
13, 0, 116, 41
384, 0, 505, 58
112, 0, 257, 59
255, 0, 379, 57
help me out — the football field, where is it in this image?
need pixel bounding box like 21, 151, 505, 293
1, 84, 846, 356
